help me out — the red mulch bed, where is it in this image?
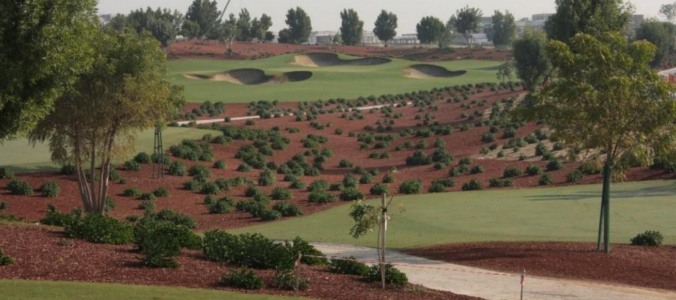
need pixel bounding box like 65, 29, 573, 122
1, 87, 673, 231
0, 224, 474, 300
405, 242, 676, 291
165, 40, 512, 62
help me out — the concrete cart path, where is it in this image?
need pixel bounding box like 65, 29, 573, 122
312, 243, 676, 300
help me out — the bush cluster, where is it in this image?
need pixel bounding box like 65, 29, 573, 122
133, 212, 201, 268
461, 179, 483, 191
202, 231, 324, 270
272, 202, 303, 217
6, 179, 33, 195
328, 257, 369, 276
124, 160, 141, 171
399, 179, 422, 194
40, 181, 60, 197
167, 161, 187, 176
340, 187, 364, 201
64, 213, 134, 245
134, 152, 152, 164
630, 230, 663, 246
273, 270, 309, 291
365, 264, 408, 286
169, 140, 213, 162
489, 178, 513, 188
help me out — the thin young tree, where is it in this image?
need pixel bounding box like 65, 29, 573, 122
29, 29, 178, 214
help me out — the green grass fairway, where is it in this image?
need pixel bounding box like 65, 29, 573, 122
169, 55, 501, 103
0, 280, 299, 300
0, 127, 219, 173
230, 180, 676, 248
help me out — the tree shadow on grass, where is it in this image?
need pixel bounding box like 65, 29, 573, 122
525, 181, 676, 201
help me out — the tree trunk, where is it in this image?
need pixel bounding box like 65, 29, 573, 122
597, 162, 612, 253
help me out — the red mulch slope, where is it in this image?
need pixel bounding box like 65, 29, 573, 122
0, 225, 475, 300
165, 40, 512, 61
405, 242, 676, 291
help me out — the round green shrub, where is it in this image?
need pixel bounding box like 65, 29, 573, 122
525, 164, 543, 176
273, 269, 309, 291
308, 190, 336, 204
168, 161, 187, 176
213, 160, 227, 170
7, 179, 33, 195
398, 179, 422, 194
271, 187, 293, 200
219, 268, 263, 290
40, 181, 60, 198
364, 264, 408, 286
124, 160, 141, 171
272, 202, 303, 217
503, 167, 522, 178
369, 183, 389, 196
538, 174, 553, 185
134, 152, 152, 164
630, 230, 663, 246
258, 169, 276, 186
566, 170, 583, 183
152, 187, 170, 197
461, 179, 483, 191
546, 159, 564, 171
340, 187, 364, 201
208, 200, 232, 214
328, 257, 369, 276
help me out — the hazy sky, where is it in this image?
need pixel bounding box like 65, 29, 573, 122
97, 0, 663, 34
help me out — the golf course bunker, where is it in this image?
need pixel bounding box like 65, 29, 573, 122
293, 53, 392, 67
404, 64, 467, 79
183, 69, 312, 85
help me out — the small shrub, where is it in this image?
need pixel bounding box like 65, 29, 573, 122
546, 159, 564, 171
272, 202, 303, 217
200, 182, 221, 195
535, 142, 549, 156
219, 268, 263, 290
40, 181, 60, 198
0, 167, 15, 179
308, 190, 336, 204
64, 213, 134, 245
124, 160, 141, 171
237, 163, 252, 172
137, 221, 193, 268
539, 174, 553, 185
189, 165, 211, 179
6, 179, 33, 195
382, 173, 395, 183
525, 164, 543, 176
461, 179, 483, 191
134, 152, 152, 164
0, 202, 7, 210
398, 179, 422, 194
258, 169, 276, 186
578, 160, 602, 175
630, 230, 663, 246
364, 264, 408, 286
122, 187, 142, 197
213, 160, 227, 170
503, 167, 522, 178
138, 192, 157, 201
41, 205, 79, 226
566, 170, 583, 183
369, 183, 389, 196
338, 159, 353, 168
259, 209, 282, 221
340, 187, 364, 201
138, 200, 155, 212
489, 178, 513, 188
167, 161, 187, 176
271, 187, 293, 200
428, 182, 447, 193
470, 165, 485, 174
273, 270, 309, 291
152, 187, 170, 197
60, 165, 76, 175
208, 200, 232, 214
328, 257, 369, 276
244, 186, 262, 197
0, 248, 13, 266
481, 132, 496, 143
359, 173, 374, 184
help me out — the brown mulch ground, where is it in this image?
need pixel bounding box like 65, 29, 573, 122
405, 242, 676, 291
165, 40, 512, 62
0, 224, 475, 299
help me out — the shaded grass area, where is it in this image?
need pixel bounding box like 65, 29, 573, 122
0, 127, 219, 173
169, 55, 501, 103
230, 180, 676, 248
0, 280, 297, 300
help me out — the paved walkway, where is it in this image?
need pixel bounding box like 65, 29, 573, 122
312, 243, 676, 300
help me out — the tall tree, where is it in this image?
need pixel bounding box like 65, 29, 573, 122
109, 7, 184, 47
492, 10, 516, 47
439, 18, 457, 48
0, 0, 97, 141
29, 29, 178, 214
340, 9, 364, 46
636, 20, 676, 67
512, 31, 551, 93
373, 10, 398, 45
184, 0, 221, 39
250, 14, 273, 41
545, 0, 632, 44
533, 33, 675, 253
234, 8, 251, 42
278, 7, 312, 44
416, 16, 445, 47
452, 6, 482, 47
660, 2, 676, 22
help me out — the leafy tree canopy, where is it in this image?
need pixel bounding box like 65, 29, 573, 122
373, 10, 398, 44
512, 31, 552, 92
340, 9, 364, 46
545, 0, 632, 44
491, 10, 516, 46
184, 0, 221, 39
452, 6, 482, 47
108, 7, 183, 47
416, 16, 445, 47
279, 7, 312, 44
635, 20, 676, 68
0, 0, 98, 141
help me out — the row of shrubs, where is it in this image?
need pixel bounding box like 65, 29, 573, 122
3, 178, 60, 197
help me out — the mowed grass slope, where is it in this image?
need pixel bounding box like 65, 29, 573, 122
169, 54, 501, 103
230, 180, 676, 248
0, 127, 219, 173
0, 280, 297, 300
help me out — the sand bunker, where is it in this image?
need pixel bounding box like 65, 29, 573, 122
403, 64, 467, 79
183, 69, 312, 85
293, 53, 391, 67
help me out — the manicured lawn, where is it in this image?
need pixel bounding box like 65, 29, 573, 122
0, 127, 219, 173
230, 180, 676, 248
0, 280, 298, 300
169, 55, 502, 103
